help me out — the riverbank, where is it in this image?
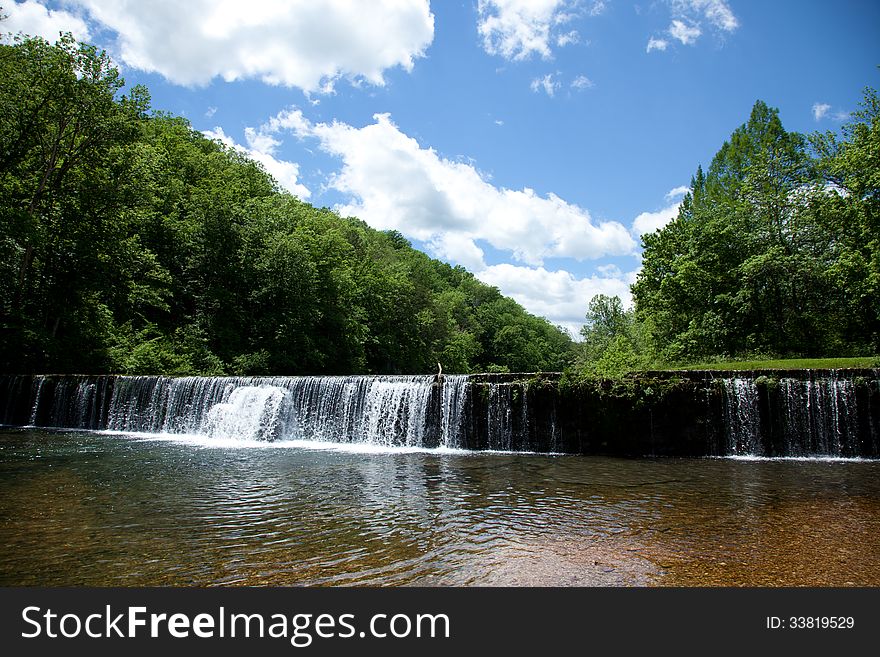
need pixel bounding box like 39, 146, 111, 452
652, 356, 880, 371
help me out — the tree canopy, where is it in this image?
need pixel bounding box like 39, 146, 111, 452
627, 91, 879, 365
0, 33, 573, 375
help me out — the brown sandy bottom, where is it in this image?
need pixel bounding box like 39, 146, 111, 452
511, 499, 880, 587
2, 430, 879, 587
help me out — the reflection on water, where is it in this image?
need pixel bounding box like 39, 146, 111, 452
0, 428, 878, 586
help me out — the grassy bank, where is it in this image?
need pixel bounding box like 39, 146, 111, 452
661, 356, 879, 371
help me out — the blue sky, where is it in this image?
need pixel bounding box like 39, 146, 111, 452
5, 0, 879, 335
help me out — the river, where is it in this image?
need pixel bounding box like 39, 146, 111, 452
1, 428, 877, 586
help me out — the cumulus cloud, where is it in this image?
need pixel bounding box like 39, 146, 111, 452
632, 186, 688, 236
812, 102, 831, 121
202, 126, 311, 199
646, 37, 669, 53
665, 185, 691, 199
2, 0, 91, 42
249, 108, 635, 268
531, 73, 561, 97
632, 204, 680, 236
429, 233, 487, 271
235, 107, 638, 329
476, 264, 638, 335
476, 0, 577, 60
62, 0, 433, 91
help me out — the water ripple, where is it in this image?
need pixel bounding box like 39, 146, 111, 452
0, 429, 878, 586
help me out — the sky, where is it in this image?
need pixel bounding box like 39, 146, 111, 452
4, 0, 879, 337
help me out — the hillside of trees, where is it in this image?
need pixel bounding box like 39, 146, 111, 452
579, 86, 879, 374
0, 33, 573, 376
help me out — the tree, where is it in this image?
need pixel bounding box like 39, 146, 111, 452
809, 85, 880, 351
634, 93, 880, 361
577, 294, 652, 376
0, 33, 148, 371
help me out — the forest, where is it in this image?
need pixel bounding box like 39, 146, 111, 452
0, 33, 572, 375
2, 31, 877, 378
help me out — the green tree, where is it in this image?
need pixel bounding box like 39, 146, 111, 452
577, 294, 652, 376
634, 93, 880, 361
0, 33, 149, 371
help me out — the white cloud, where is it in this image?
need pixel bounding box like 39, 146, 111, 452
657, 1, 737, 49
588, 1, 607, 17
260, 107, 314, 137
596, 263, 622, 278
205, 106, 217, 118
632, 203, 680, 236
252, 108, 635, 268
243, 126, 281, 155
666, 185, 690, 199
476, 264, 638, 335
429, 233, 487, 271
571, 75, 594, 90
202, 127, 235, 150
677, 0, 738, 32
812, 102, 831, 121
202, 126, 311, 199
632, 186, 687, 235
556, 30, 579, 47
476, 0, 576, 61
811, 103, 850, 122
2, 0, 91, 42
646, 37, 668, 53
531, 73, 561, 97
63, 0, 433, 91
668, 20, 701, 45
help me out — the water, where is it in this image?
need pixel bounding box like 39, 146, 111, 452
721, 373, 874, 457
1, 428, 878, 587
722, 378, 763, 455
102, 375, 444, 446
6, 372, 878, 456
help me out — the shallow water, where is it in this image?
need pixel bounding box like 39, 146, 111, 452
1, 428, 878, 586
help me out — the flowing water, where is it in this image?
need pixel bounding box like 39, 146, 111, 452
1, 428, 878, 587
4, 372, 878, 456
721, 375, 872, 457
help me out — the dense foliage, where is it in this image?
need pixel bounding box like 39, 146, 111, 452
0, 34, 573, 375
579, 88, 879, 375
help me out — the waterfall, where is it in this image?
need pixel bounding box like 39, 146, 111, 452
102, 375, 444, 446
486, 383, 513, 451
778, 376, 859, 457
2, 371, 876, 456
439, 375, 468, 448
29, 376, 45, 425
722, 378, 763, 455
203, 385, 289, 442
25, 376, 111, 430
721, 372, 866, 457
